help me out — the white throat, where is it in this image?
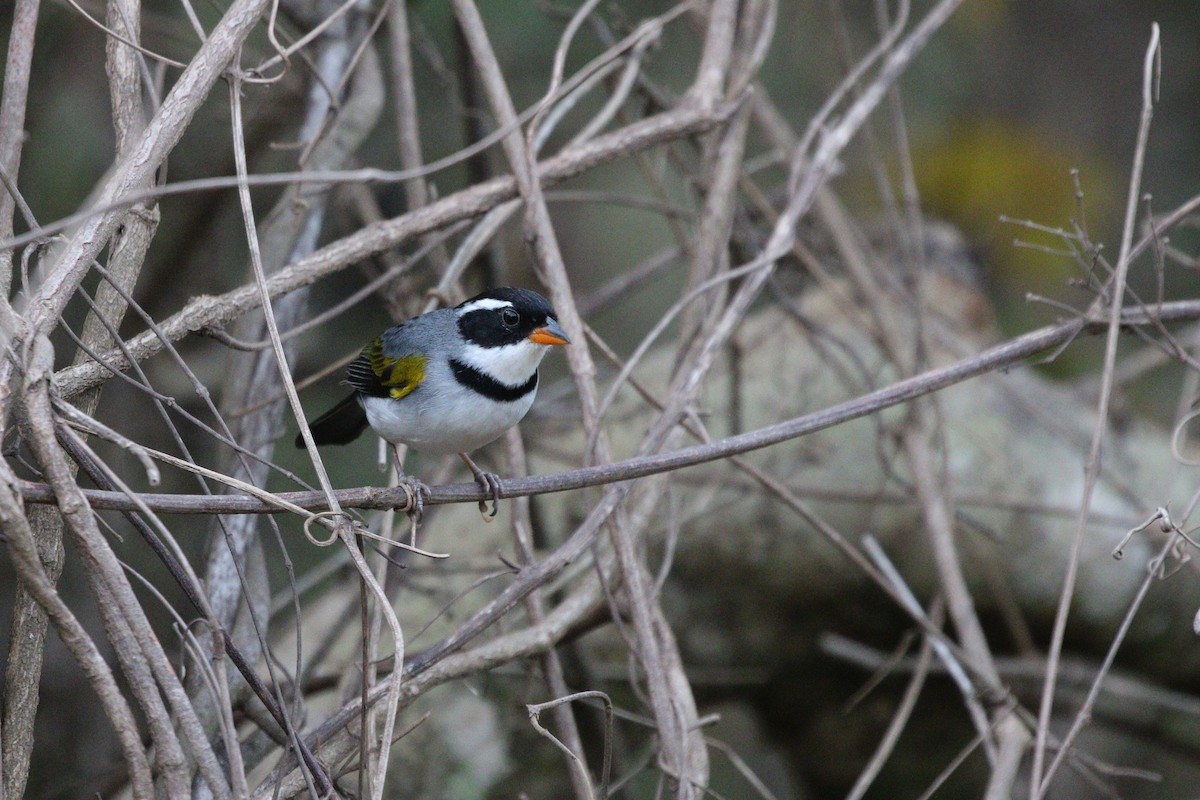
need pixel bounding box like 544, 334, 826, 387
456, 339, 548, 386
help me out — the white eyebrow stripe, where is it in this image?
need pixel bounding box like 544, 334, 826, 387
457, 298, 514, 315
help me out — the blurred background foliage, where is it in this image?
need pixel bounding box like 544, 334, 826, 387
11, 0, 1200, 366
3, 0, 1200, 797
11, 0, 1200, 319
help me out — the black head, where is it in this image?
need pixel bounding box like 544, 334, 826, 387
455, 287, 569, 349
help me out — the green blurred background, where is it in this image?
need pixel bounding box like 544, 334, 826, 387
3, 0, 1200, 796
12, 1, 1200, 330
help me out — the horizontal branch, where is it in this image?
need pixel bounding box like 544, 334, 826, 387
30, 300, 1200, 516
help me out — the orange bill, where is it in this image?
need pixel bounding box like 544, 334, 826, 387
528, 318, 570, 346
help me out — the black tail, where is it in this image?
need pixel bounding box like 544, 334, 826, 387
296, 394, 369, 447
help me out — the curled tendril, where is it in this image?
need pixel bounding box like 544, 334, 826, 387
302, 510, 347, 547
302, 508, 449, 559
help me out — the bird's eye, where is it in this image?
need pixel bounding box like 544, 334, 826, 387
501, 308, 520, 326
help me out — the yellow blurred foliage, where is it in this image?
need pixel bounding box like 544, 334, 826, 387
914, 118, 1118, 292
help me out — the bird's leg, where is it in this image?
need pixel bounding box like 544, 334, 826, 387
392, 443, 429, 525
459, 452, 501, 520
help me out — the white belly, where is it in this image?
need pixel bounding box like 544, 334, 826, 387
361, 386, 536, 454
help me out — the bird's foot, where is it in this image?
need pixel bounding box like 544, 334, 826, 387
460, 453, 502, 521
391, 443, 430, 525
398, 475, 430, 526
474, 471, 502, 521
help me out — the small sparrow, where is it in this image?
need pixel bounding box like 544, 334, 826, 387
297, 287, 570, 518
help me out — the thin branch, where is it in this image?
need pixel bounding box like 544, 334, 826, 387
527, 690, 615, 800
1031, 24, 1161, 796
1038, 532, 1183, 794
0, 0, 40, 296
844, 602, 938, 800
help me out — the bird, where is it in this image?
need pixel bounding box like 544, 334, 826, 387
296, 287, 570, 520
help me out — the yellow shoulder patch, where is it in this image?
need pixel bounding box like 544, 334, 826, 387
367, 339, 426, 400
